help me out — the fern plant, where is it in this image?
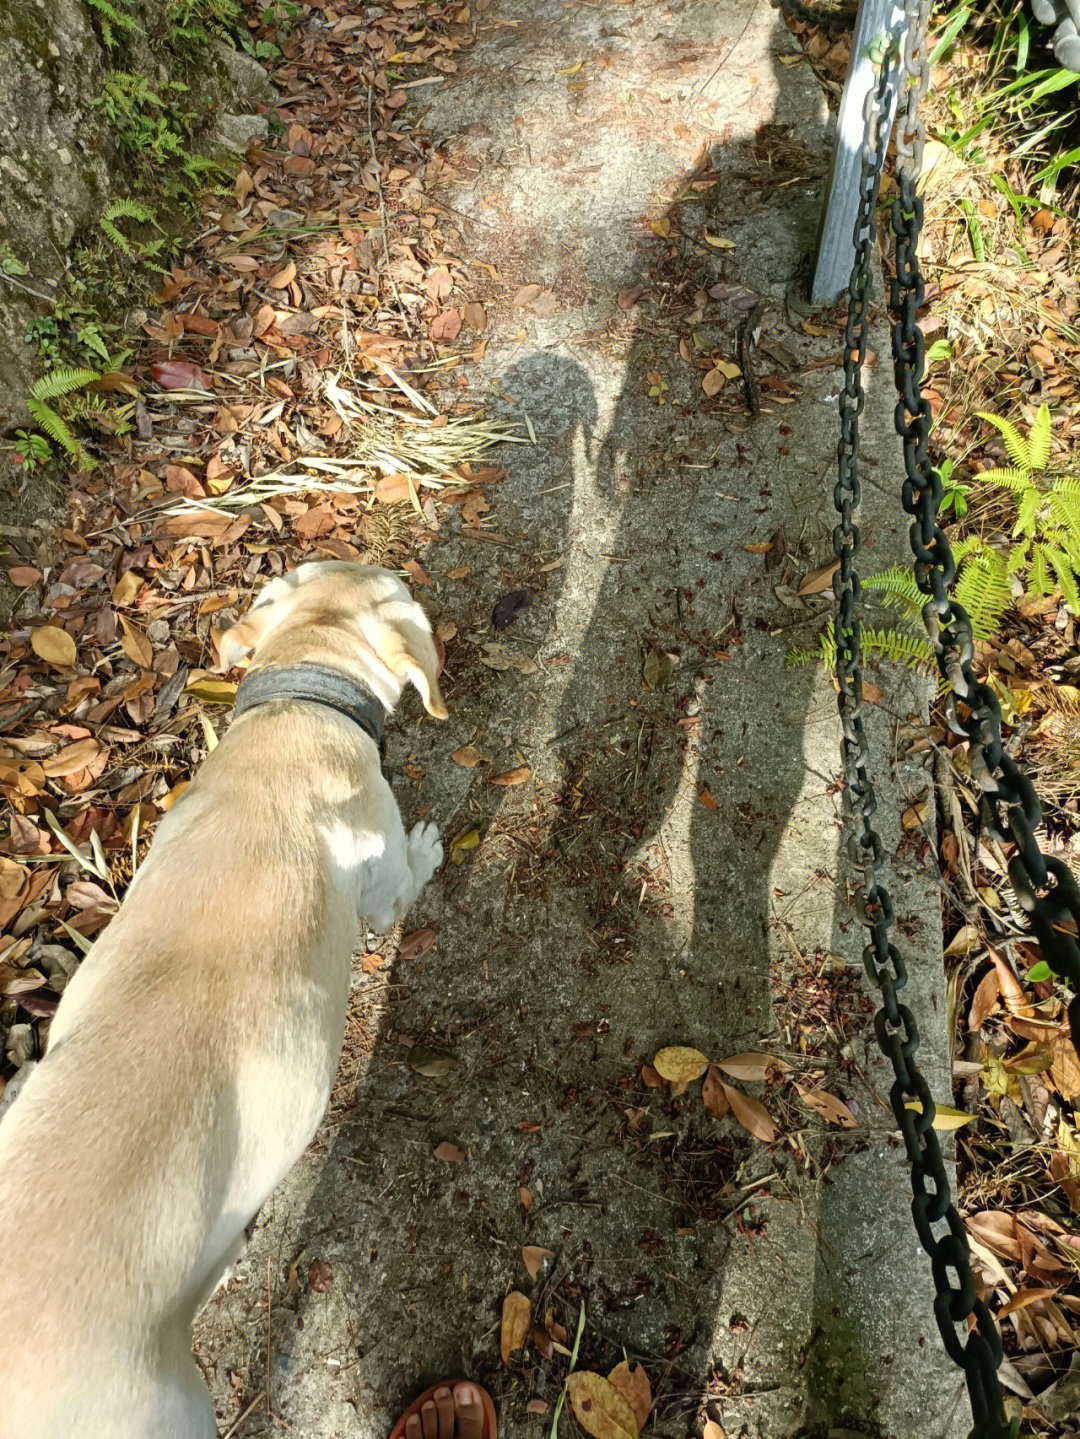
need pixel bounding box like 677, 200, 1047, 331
26, 368, 100, 472
86, 0, 142, 51
100, 197, 159, 257
973, 403, 1080, 615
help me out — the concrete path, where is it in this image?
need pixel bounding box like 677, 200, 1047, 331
196, 3, 969, 1435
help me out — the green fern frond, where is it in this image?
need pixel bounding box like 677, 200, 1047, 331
952, 533, 988, 562
784, 625, 934, 673
978, 466, 1032, 493
29, 367, 100, 403
1044, 546, 1080, 615
1030, 545, 1053, 596
1028, 403, 1052, 471
1006, 539, 1030, 576
953, 551, 1011, 640
977, 410, 1031, 469
26, 399, 94, 471
862, 565, 923, 618
1013, 485, 1042, 538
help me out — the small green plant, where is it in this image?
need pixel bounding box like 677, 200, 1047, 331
938, 456, 971, 519
100, 197, 159, 258
974, 403, 1080, 615
86, 0, 142, 51
0, 242, 28, 278
26, 368, 100, 472
12, 430, 53, 474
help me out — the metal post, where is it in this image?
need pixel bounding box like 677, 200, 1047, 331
810, 0, 909, 305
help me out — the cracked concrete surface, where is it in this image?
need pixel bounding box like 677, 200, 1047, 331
195, 3, 969, 1435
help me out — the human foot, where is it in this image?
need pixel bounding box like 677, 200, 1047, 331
391, 1382, 495, 1439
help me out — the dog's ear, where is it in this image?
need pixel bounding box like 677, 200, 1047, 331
216, 617, 265, 670
382, 619, 449, 719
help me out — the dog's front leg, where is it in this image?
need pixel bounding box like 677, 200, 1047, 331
361, 820, 442, 934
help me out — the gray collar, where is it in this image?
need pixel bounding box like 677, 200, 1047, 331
232, 663, 387, 755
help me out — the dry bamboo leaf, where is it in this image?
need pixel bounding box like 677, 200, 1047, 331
31, 626, 77, 669
607, 1362, 652, 1429
903, 1100, 975, 1130
1050, 1031, 1080, 1100
653, 1046, 710, 1084
716, 1052, 789, 1082
997, 1287, 1059, 1320
987, 944, 1032, 1017
720, 1081, 777, 1143
500, 1291, 532, 1364
522, 1245, 553, 1279
968, 968, 1001, 1032
566, 1372, 639, 1439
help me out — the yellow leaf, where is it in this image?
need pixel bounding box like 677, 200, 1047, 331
702, 368, 726, 397
31, 625, 77, 669
566, 1372, 639, 1439
607, 1363, 652, 1431
903, 1101, 974, 1130
703, 233, 735, 250
500, 1291, 531, 1364
184, 678, 238, 704
653, 1046, 710, 1084
118, 614, 152, 668
557, 60, 583, 74
650, 218, 671, 238
714, 360, 742, 380
112, 570, 142, 606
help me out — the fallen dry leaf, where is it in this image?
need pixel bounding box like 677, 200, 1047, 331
399, 928, 436, 961
703, 1421, 728, 1439
118, 615, 152, 668
451, 746, 486, 768
500, 1291, 532, 1364
716, 1052, 789, 1082
567, 1372, 638, 1439
799, 1088, 857, 1128
307, 1259, 333, 1292
522, 1245, 553, 1279
702, 1064, 730, 1119
653, 1046, 710, 1084
488, 766, 530, 786
640, 1063, 665, 1089
433, 1141, 465, 1163
721, 1081, 777, 1143
797, 559, 840, 597
31, 625, 77, 669
8, 567, 42, 587
698, 785, 718, 810
607, 1362, 651, 1430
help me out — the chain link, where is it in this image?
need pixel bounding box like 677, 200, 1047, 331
832, 10, 1020, 1438
768, 0, 859, 37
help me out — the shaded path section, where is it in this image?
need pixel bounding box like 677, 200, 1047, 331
196, 4, 966, 1436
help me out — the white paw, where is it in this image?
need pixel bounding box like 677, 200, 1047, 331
407, 820, 443, 880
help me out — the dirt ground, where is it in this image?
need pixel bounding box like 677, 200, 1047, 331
185, 1, 970, 1436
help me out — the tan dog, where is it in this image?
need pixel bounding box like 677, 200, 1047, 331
0, 562, 447, 1438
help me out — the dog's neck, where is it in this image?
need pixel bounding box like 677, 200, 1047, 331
232, 663, 388, 754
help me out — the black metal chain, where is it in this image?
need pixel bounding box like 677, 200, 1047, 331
774, 0, 1080, 1430
832, 41, 1015, 1439
768, 0, 858, 36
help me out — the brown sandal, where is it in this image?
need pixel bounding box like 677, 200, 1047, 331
389, 1383, 497, 1439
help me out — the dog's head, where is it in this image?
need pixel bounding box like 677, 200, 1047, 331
216, 562, 448, 719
